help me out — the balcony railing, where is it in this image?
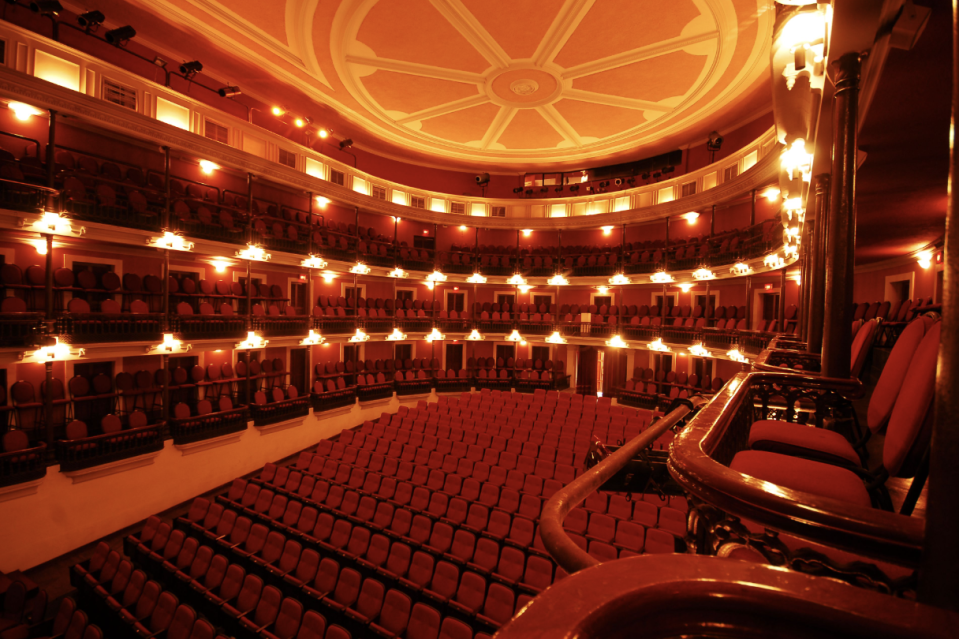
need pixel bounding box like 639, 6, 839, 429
169, 405, 249, 445
0, 441, 47, 487
56, 422, 164, 472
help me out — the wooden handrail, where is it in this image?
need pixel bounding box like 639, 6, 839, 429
540, 395, 707, 574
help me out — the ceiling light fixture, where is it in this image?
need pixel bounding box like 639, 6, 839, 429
601, 226, 614, 235
678, 283, 692, 293
315, 196, 330, 208
521, 229, 532, 237
321, 271, 336, 283
271, 106, 285, 116
211, 260, 229, 273
518, 285, 532, 293
917, 250, 933, 269
683, 212, 700, 224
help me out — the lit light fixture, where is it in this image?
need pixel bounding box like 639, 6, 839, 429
917, 250, 933, 269
606, 335, 629, 348
388, 268, 408, 279
236, 244, 271, 261
692, 268, 715, 280
609, 273, 631, 285
302, 255, 328, 269
507, 330, 523, 342
781, 138, 813, 182
727, 349, 749, 364
217, 86, 241, 98
349, 329, 369, 343
466, 329, 485, 341
518, 285, 533, 293
271, 106, 285, 116
731, 262, 752, 275
427, 270, 447, 283
300, 330, 325, 345
21, 337, 84, 363
8, 101, 42, 121
149, 231, 194, 252
144, 333, 190, 355
763, 187, 781, 201
521, 229, 532, 237
424, 281, 435, 290
764, 253, 786, 269
31, 239, 48, 255
322, 271, 336, 283
678, 283, 692, 293
601, 226, 614, 235
459, 225, 467, 231
315, 196, 330, 208
425, 328, 446, 342
30, 2, 62, 18
683, 212, 700, 224
31, 211, 75, 235
350, 263, 371, 275
597, 286, 609, 294
199, 160, 218, 174
467, 273, 487, 284
236, 331, 268, 349
780, 10, 828, 54
689, 343, 711, 358
546, 332, 567, 345
650, 271, 673, 283
387, 328, 407, 341
211, 260, 229, 272
179, 60, 203, 78
391, 216, 401, 222
507, 273, 527, 286
648, 338, 671, 352
547, 274, 569, 286
318, 128, 330, 139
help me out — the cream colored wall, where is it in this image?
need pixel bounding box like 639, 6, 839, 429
0, 395, 431, 572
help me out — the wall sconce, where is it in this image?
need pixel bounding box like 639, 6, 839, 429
601, 226, 614, 235
31, 238, 48, 255
425, 328, 445, 342
148, 231, 194, 251
236, 244, 271, 261
349, 329, 369, 343
518, 285, 533, 294
322, 271, 336, 283
302, 256, 328, 269
596, 286, 609, 294
350, 263, 371, 275
389, 268, 408, 279
507, 330, 523, 342
300, 330, 325, 345
763, 187, 781, 201
917, 250, 933, 269
521, 229, 532, 237
8, 101, 43, 121
678, 283, 692, 293
507, 274, 527, 286
688, 343, 711, 358
547, 274, 568, 286
781, 138, 813, 182
145, 333, 191, 355
467, 273, 487, 284
236, 331, 268, 349
764, 253, 786, 268
606, 335, 628, 348
650, 271, 673, 283
466, 329, 485, 341
427, 270, 447, 283
683, 212, 700, 224
609, 273, 631, 285
387, 328, 407, 341
546, 332, 567, 344
727, 349, 748, 363
30, 211, 78, 236
199, 160, 218, 174
692, 268, 715, 280
731, 262, 752, 275
21, 336, 85, 363
211, 260, 229, 272
315, 196, 330, 208
647, 338, 671, 352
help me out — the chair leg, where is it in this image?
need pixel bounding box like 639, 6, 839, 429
899, 452, 929, 516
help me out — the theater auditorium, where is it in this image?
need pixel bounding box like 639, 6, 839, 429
0, 0, 956, 637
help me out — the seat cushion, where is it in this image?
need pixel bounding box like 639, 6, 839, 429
748, 420, 860, 466
730, 450, 871, 508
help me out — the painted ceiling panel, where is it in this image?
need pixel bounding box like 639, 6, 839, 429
362, 70, 483, 115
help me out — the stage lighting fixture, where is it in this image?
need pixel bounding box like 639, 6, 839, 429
569, 185, 579, 192
271, 106, 285, 116
77, 10, 105, 28
30, 1, 62, 16
641, 172, 650, 180
707, 131, 724, 152
105, 25, 136, 44
153, 57, 166, 67
653, 172, 662, 179
614, 178, 623, 186
524, 189, 533, 196
539, 186, 548, 193
294, 117, 312, 128
339, 139, 353, 150
554, 186, 563, 192
179, 61, 203, 78
512, 187, 524, 194
217, 86, 241, 98
626, 178, 636, 185
662, 166, 675, 175
318, 128, 329, 138
475, 173, 490, 186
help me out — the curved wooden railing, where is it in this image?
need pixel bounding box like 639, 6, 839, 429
539, 396, 707, 575
668, 371, 924, 577
495, 554, 957, 639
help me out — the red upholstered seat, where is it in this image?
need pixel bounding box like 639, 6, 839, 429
747, 421, 861, 466
730, 450, 871, 508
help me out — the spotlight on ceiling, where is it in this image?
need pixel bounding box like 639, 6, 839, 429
271, 106, 285, 116
707, 131, 724, 152
29, 1, 62, 16
339, 139, 353, 150
554, 186, 563, 192
317, 128, 330, 138
475, 173, 490, 186
662, 166, 675, 175
653, 172, 662, 179
153, 56, 166, 68
524, 189, 533, 196
294, 117, 312, 128
626, 177, 636, 185
105, 25, 136, 44
217, 86, 241, 98
641, 172, 650, 180
614, 178, 623, 186
179, 61, 203, 78
77, 10, 105, 28
569, 184, 579, 192
512, 187, 524, 194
